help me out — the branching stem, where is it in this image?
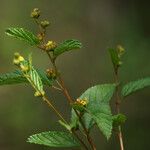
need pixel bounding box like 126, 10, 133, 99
46, 51, 96, 150
35, 24, 89, 150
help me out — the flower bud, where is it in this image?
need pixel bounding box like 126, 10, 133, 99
34, 91, 45, 97
117, 45, 125, 58
31, 8, 40, 19
37, 33, 45, 41
40, 20, 50, 28
46, 68, 57, 78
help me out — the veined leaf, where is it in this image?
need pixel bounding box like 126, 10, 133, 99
5, 27, 40, 45
54, 39, 82, 57
27, 67, 44, 93
72, 84, 116, 139
0, 70, 53, 86
0, 70, 26, 85
122, 77, 150, 97
27, 131, 80, 148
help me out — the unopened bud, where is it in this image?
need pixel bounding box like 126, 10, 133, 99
31, 8, 40, 19
37, 33, 45, 41
40, 20, 50, 28
117, 45, 125, 57
46, 68, 57, 78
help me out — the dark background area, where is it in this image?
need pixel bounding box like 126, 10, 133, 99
0, 0, 150, 150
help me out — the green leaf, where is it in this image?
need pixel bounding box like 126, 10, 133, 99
54, 39, 82, 57
0, 70, 26, 85
27, 67, 44, 93
27, 131, 80, 148
121, 77, 150, 97
0, 70, 53, 86
113, 114, 126, 127
5, 27, 40, 45
72, 84, 116, 139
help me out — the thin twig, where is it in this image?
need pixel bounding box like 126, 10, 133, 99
52, 85, 62, 91
114, 68, 124, 150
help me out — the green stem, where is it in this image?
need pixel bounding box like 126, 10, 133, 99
114, 68, 124, 150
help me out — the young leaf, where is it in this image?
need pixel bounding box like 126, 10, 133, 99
108, 48, 120, 67
113, 113, 126, 127
0, 70, 53, 86
72, 84, 116, 139
54, 39, 82, 57
121, 77, 150, 97
5, 27, 40, 45
27, 67, 44, 94
27, 131, 80, 148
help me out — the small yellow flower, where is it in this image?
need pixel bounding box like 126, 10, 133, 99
20, 64, 29, 72
75, 98, 88, 107
18, 56, 24, 62
13, 53, 24, 65
34, 91, 45, 97
45, 41, 57, 51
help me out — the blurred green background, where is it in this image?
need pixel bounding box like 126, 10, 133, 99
0, 0, 150, 150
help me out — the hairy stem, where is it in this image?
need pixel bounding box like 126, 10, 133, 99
114, 69, 124, 150
46, 52, 96, 150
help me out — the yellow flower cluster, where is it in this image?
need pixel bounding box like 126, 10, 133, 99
13, 53, 24, 65
45, 41, 57, 51
13, 53, 29, 72
75, 98, 88, 107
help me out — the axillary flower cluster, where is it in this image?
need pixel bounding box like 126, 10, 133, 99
13, 53, 29, 72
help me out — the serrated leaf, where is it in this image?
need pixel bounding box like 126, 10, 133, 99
27, 67, 44, 93
0, 70, 53, 86
0, 70, 26, 85
122, 77, 150, 97
54, 39, 82, 57
72, 84, 116, 139
27, 131, 80, 148
5, 27, 40, 45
